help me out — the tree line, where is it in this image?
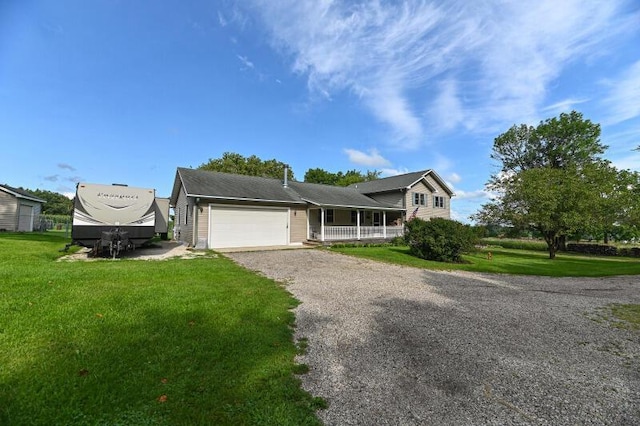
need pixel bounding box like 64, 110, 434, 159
198, 152, 381, 186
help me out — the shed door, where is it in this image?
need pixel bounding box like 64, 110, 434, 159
18, 204, 33, 231
209, 205, 289, 249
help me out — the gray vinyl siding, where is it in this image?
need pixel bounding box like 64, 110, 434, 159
405, 179, 450, 220
290, 206, 307, 243
424, 175, 451, 219
173, 187, 192, 245
0, 190, 18, 231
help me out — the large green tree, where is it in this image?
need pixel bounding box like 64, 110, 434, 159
490, 110, 606, 176
476, 164, 613, 258
474, 111, 617, 259
199, 152, 294, 180
27, 188, 73, 215
303, 168, 380, 186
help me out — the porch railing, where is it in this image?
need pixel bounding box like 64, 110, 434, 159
311, 225, 404, 241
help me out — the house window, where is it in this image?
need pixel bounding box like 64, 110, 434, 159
350, 210, 357, 224
413, 192, 426, 206
320, 209, 335, 223
433, 196, 445, 208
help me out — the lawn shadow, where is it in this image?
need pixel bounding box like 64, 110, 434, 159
1, 304, 320, 425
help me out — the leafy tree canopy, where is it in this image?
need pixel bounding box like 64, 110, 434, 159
199, 152, 294, 180
24, 188, 73, 216
474, 111, 634, 259
490, 110, 606, 179
304, 168, 380, 187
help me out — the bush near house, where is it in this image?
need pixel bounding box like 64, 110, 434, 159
404, 217, 477, 263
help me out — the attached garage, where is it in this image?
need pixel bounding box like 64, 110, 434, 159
208, 205, 289, 249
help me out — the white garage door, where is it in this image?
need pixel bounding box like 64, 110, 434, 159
209, 205, 289, 248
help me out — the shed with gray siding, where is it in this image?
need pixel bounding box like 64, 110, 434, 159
0, 184, 46, 232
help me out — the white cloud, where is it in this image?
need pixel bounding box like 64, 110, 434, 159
381, 167, 410, 176
542, 98, 589, 115
244, 0, 632, 141
447, 172, 462, 184
236, 55, 255, 70
344, 148, 391, 167
217, 11, 227, 27
429, 79, 464, 132
453, 189, 493, 200
603, 60, 640, 125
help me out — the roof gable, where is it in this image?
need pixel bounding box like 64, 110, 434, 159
350, 169, 454, 196
0, 184, 46, 203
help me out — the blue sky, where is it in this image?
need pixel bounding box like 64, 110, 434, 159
2, 0, 639, 221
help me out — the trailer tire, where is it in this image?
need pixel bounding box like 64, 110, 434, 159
160, 232, 168, 241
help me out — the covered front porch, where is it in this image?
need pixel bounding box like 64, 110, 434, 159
308, 207, 404, 242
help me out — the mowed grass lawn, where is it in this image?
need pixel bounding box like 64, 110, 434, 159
0, 233, 322, 425
330, 245, 640, 277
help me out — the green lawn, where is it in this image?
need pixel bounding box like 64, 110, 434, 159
0, 233, 322, 425
330, 245, 640, 277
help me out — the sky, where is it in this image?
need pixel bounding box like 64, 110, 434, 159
1, 0, 639, 222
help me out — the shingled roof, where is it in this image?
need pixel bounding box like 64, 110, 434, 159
350, 169, 454, 196
171, 168, 400, 210
287, 181, 398, 210
172, 168, 304, 204
0, 184, 46, 203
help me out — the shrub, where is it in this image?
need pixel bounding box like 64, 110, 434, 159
404, 218, 477, 263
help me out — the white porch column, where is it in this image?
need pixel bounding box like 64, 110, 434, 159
357, 209, 361, 240
320, 207, 325, 242
306, 207, 310, 240
383, 211, 387, 238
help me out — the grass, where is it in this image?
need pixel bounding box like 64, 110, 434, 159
610, 304, 640, 330
0, 232, 322, 425
329, 245, 640, 277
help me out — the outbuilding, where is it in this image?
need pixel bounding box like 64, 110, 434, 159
0, 184, 46, 232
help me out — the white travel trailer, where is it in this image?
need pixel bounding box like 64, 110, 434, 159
72, 182, 166, 257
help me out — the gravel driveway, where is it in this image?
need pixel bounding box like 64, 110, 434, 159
229, 249, 640, 425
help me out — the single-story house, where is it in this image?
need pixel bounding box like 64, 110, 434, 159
170, 167, 454, 249
0, 184, 46, 232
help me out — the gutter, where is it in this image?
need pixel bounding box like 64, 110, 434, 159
185, 194, 306, 205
